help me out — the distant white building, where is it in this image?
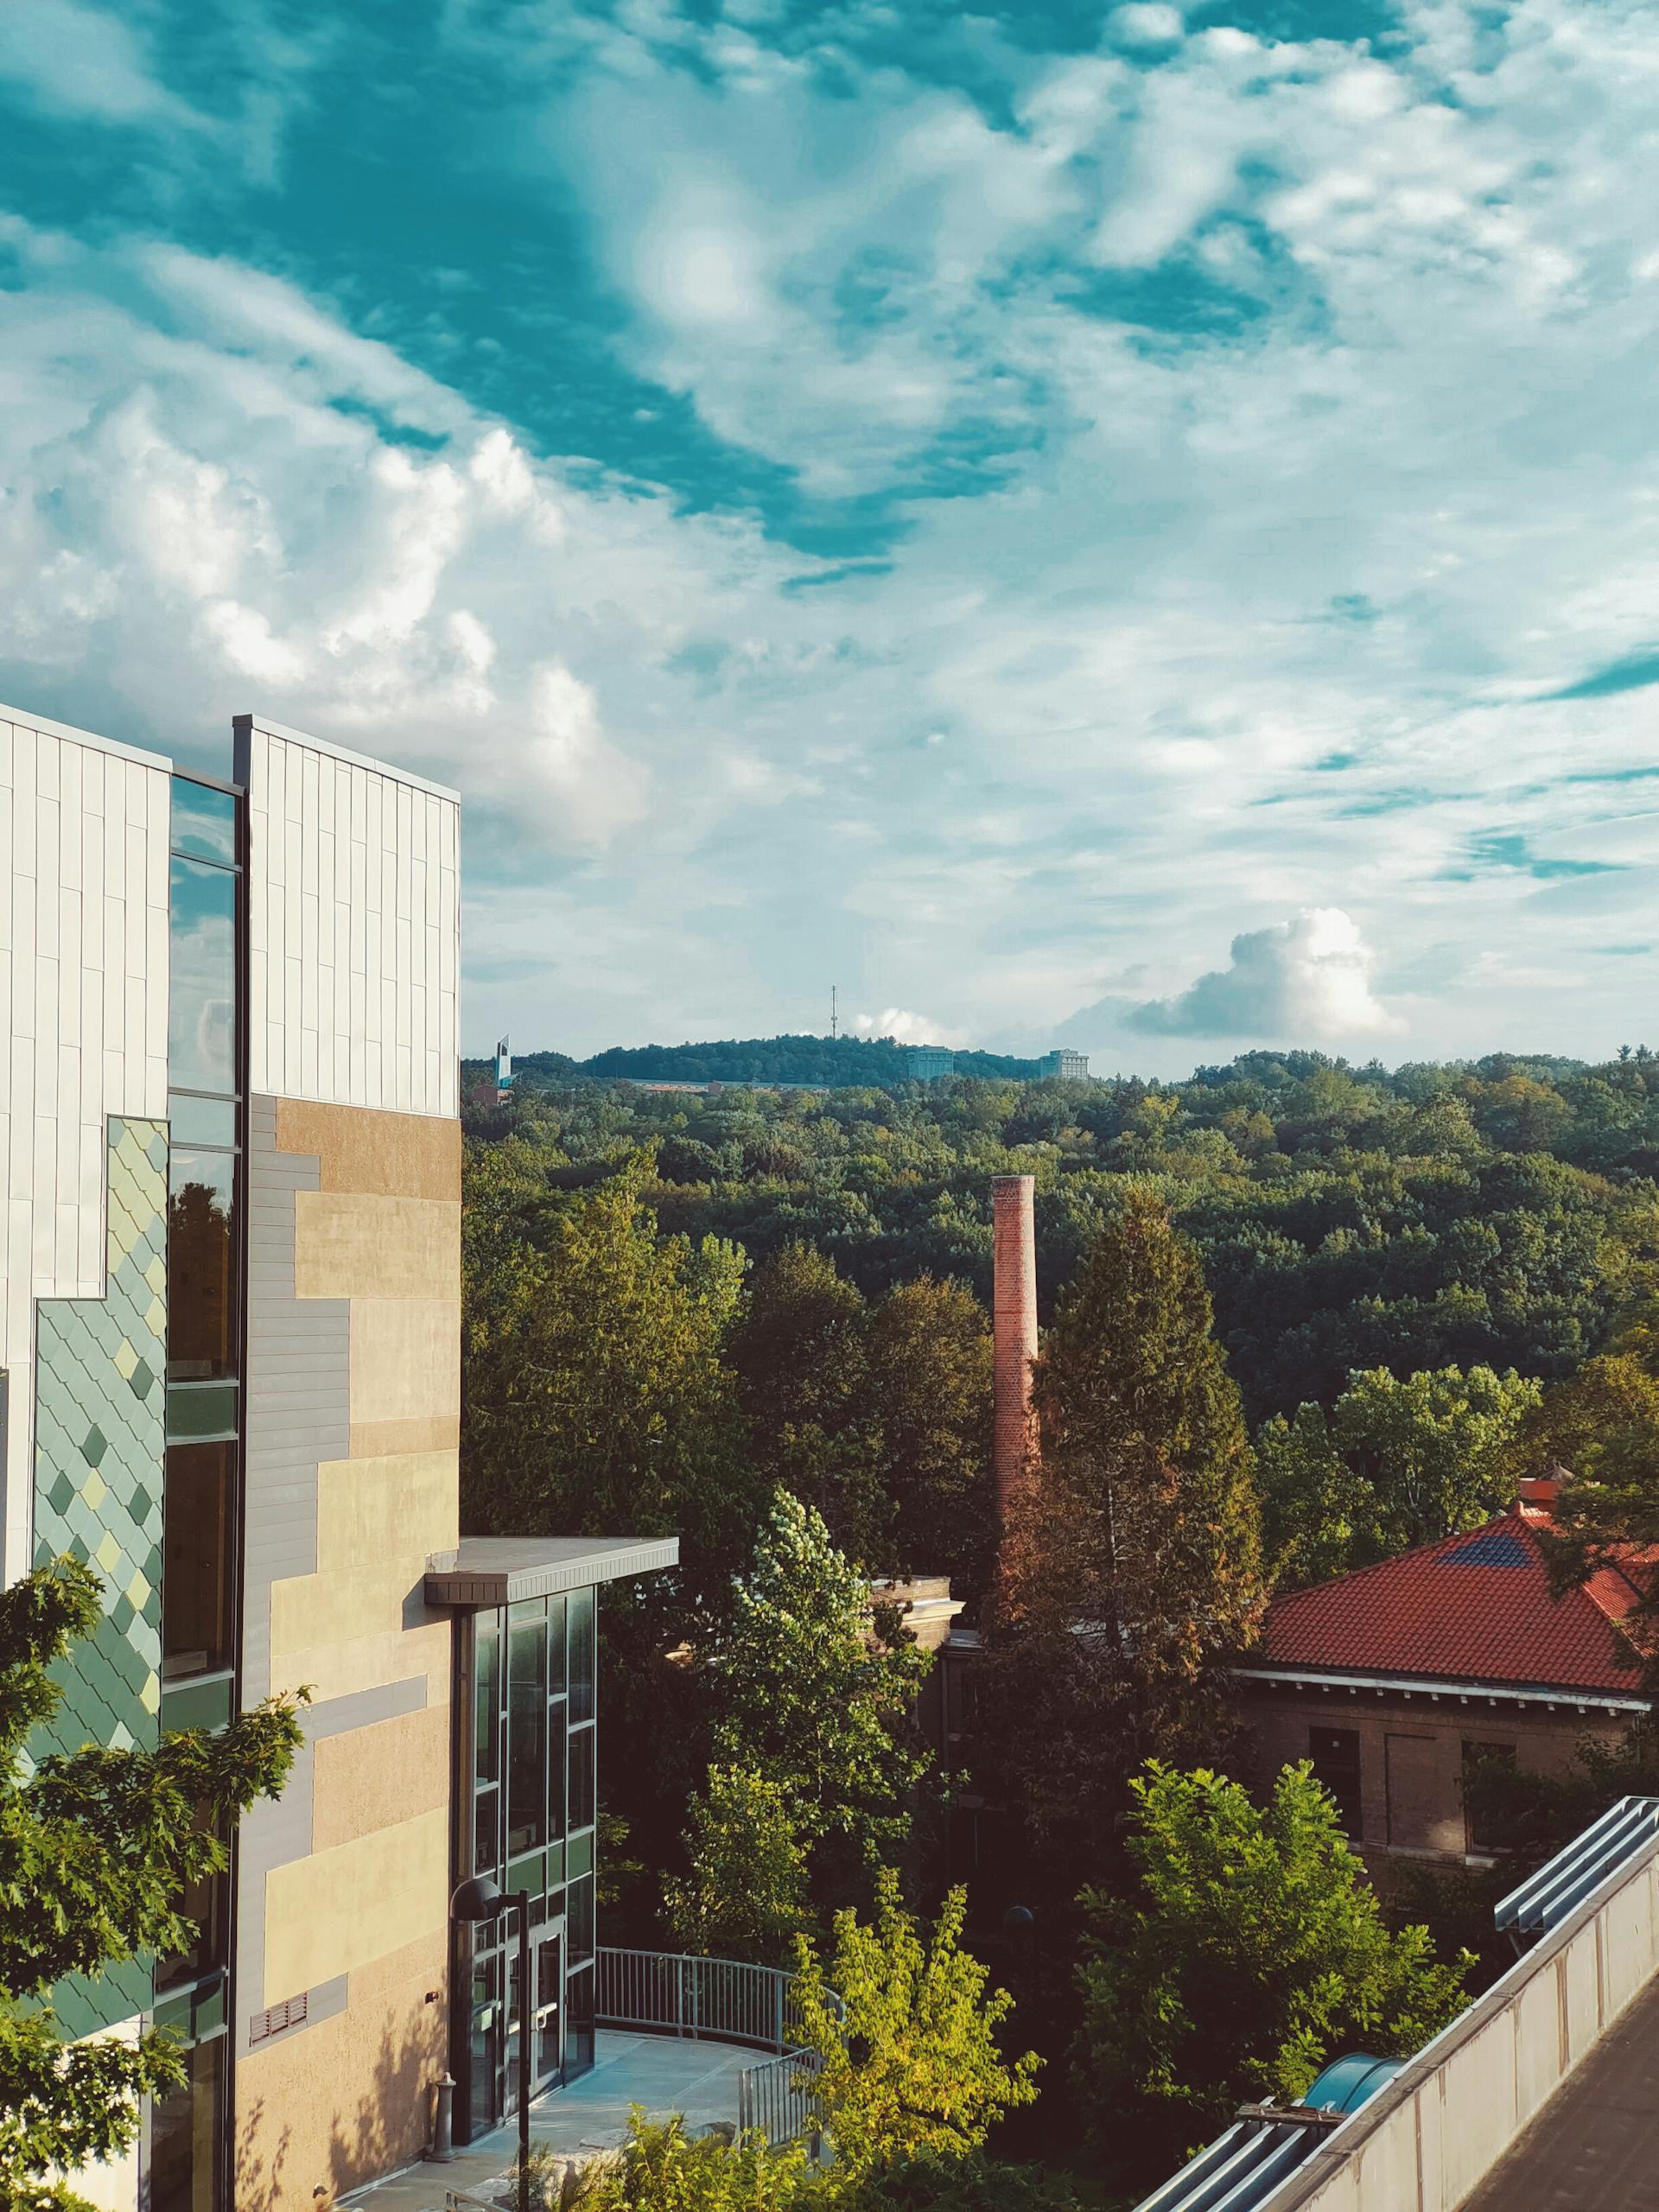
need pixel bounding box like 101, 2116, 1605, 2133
1039, 1048, 1090, 1079
908, 1046, 956, 1082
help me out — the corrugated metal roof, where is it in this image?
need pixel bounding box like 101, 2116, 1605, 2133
1130, 2056, 1403, 2212
1494, 1795, 1659, 1936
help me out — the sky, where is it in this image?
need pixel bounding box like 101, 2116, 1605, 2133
1, 0, 1656, 1074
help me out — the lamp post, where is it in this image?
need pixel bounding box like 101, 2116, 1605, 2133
453, 1875, 533, 2212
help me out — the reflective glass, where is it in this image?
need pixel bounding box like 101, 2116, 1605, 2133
547, 1700, 566, 1840
474, 1787, 499, 1875
568, 1872, 594, 1965
568, 1723, 594, 1835
168, 1094, 238, 1147
567, 1586, 594, 1723
162, 1443, 234, 1679
567, 1965, 594, 2076
149, 2035, 226, 2212
475, 1622, 500, 1784
546, 1594, 566, 1696
156, 1808, 230, 1989
168, 858, 237, 1096
168, 1149, 235, 1380
171, 778, 239, 866
507, 1608, 547, 1854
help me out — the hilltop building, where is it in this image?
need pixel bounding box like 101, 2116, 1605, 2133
907, 1045, 955, 1082
1, 702, 676, 2209
1233, 1475, 1650, 1864
1038, 1048, 1090, 1079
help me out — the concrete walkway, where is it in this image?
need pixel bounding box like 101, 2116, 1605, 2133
343, 2031, 758, 2212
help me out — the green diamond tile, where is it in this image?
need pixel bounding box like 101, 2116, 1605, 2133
129, 1359, 155, 1401
80, 1425, 108, 1470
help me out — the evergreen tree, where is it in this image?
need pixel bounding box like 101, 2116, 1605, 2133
976, 1185, 1264, 1900
1072, 1761, 1471, 2179
1, 1558, 302, 2212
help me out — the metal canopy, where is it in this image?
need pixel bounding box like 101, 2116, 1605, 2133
424, 1534, 680, 1608
1494, 1794, 1659, 1937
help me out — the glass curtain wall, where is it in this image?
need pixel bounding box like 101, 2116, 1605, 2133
153, 773, 245, 2212
463, 1586, 599, 2139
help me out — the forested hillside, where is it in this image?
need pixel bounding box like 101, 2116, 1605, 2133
467, 1047, 1659, 1429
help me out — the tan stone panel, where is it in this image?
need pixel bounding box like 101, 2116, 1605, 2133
312, 1703, 450, 1855
349, 1299, 461, 1428
237, 1929, 448, 2209
294, 1190, 460, 1303
348, 1414, 461, 1459
263, 1805, 448, 2005
270, 1605, 452, 1711
315, 1450, 458, 1572
275, 1096, 462, 1200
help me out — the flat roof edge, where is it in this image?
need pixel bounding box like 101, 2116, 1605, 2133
424, 1535, 680, 1609
0, 699, 174, 773
234, 712, 461, 803
1234, 1662, 1649, 1712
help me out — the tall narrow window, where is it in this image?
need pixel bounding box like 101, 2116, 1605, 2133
162, 1445, 234, 1680
507, 1604, 548, 1855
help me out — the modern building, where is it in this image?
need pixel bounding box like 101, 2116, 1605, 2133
907, 1046, 955, 1083
1233, 1476, 1650, 1866
1037, 1049, 1089, 1080
1, 700, 675, 2209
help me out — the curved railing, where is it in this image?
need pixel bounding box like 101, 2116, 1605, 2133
594, 1948, 836, 2145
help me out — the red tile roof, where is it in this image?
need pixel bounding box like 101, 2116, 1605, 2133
1243, 1501, 1653, 1697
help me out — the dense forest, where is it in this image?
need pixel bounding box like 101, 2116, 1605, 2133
466, 1045, 1659, 1435
498, 1033, 1048, 1088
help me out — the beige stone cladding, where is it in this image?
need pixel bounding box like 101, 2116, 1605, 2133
1241, 1681, 1631, 1863
237, 1097, 461, 2206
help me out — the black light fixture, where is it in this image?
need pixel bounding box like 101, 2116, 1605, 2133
451, 1876, 532, 2212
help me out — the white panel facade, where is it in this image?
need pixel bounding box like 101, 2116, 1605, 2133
236, 716, 461, 1119
0, 704, 172, 1586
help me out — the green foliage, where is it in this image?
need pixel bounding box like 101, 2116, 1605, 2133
977, 1190, 1264, 1898
792, 1871, 1039, 2177
1258, 1363, 1543, 1584
1, 1557, 303, 2212
461, 1146, 753, 1575
587, 2112, 812, 2212
1073, 1762, 1471, 2173
867, 1279, 995, 1599
664, 1765, 810, 1965
698, 1494, 931, 1910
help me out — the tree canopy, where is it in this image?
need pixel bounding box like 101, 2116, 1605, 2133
1072, 1761, 1471, 2177
1, 1558, 302, 2212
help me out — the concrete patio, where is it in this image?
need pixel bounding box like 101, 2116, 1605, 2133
342, 2031, 760, 2212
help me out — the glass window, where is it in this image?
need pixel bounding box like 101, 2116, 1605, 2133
149, 2035, 226, 2212
547, 1594, 567, 1697
1463, 1740, 1518, 1853
1309, 1726, 1363, 1839
166, 1382, 238, 1446
168, 1149, 236, 1381
547, 1699, 566, 1840
171, 779, 239, 867
508, 1606, 548, 1855
567, 1964, 594, 2077
168, 858, 238, 1096
568, 1872, 594, 1966
568, 1724, 594, 1835
568, 1587, 594, 1724
475, 1621, 500, 1786
168, 1094, 238, 1147
156, 1809, 230, 1990
474, 1788, 499, 1876
162, 1444, 234, 1680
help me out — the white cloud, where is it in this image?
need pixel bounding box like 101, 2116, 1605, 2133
852, 1008, 963, 1046
1128, 909, 1407, 1041
0, 0, 203, 127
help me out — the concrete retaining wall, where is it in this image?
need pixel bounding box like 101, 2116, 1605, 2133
1256, 1833, 1659, 2212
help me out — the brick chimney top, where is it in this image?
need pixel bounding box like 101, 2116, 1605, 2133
1516, 1468, 1564, 1514
991, 1174, 1039, 1514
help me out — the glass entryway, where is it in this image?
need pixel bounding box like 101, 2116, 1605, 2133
469, 1921, 565, 2133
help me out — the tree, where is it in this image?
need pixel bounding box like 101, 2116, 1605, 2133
462, 1147, 751, 1573
791, 1870, 1039, 2177
586, 2112, 810, 2212
664, 1766, 809, 1965
976, 1187, 1265, 1899
728, 1243, 888, 1565
867, 1278, 995, 1600
2, 1557, 303, 2212
1073, 1762, 1471, 2177
1258, 1364, 1543, 1586
1506, 1351, 1659, 1670
699, 1492, 931, 1910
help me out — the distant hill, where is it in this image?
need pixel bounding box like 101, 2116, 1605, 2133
467, 1034, 1050, 1091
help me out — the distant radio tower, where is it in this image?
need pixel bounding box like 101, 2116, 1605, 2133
830, 986, 838, 1040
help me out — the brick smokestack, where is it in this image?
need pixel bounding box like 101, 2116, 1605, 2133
992, 1174, 1039, 1512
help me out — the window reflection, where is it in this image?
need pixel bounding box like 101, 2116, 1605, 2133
508, 1608, 547, 1855
170, 779, 239, 867
168, 1150, 235, 1381
162, 1444, 234, 1679
149, 2035, 226, 2212
168, 859, 237, 1096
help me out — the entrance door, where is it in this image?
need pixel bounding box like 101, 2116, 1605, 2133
502, 1924, 565, 2120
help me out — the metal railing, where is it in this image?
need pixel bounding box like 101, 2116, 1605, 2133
594, 1948, 836, 2146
